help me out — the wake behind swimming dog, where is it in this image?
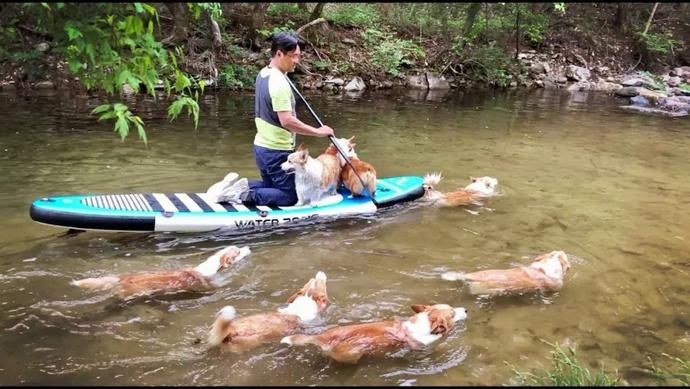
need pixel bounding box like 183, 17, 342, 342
281, 303, 467, 364
442, 250, 571, 296
71, 246, 251, 300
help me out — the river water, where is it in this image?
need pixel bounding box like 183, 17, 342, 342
0, 87, 688, 385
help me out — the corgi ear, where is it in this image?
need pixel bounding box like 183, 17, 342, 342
411, 304, 428, 313
470, 176, 477, 183
347, 135, 355, 143
429, 314, 449, 335
297, 143, 306, 151
315, 294, 330, 311
220, 247, 240, 267
286, 277, 313, 304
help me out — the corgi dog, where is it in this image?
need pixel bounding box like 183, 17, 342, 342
441, 250, 571, 296
281, 303, 467, 364
318, 140, 346, 195
281, 143, 340, 206
71, 246, 251, 299
208, 271, 329, 353
422, 172, 499, 207
339, 136, 377, 197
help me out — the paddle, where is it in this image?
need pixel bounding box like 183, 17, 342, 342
284, 75, 372, 198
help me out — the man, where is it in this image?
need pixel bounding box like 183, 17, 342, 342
219, 32, 334, 206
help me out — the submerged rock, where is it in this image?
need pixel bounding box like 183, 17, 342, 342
324, 77, 345, 86
657, 96, 690, 112
667, 76, 682, 87
621, 77, 647, 87
426, 72, 450, 90
615, 86, 640, 97
34, 81, 54, 89
630, 96, 649, 106
567, 81, 591, 92
565, 65, 590, 81
591, 80, 622, 93
406, 74, 428, 90
619, 105, 688, 117
638, 87, 667, 102
344, 76, 366, 91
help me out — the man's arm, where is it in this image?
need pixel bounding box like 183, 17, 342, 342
277, 111, 334, 137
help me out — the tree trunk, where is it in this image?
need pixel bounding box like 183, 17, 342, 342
205, 10, 222, 50
297, 3, 308, 12
309, 3, 325, 22
246, 2, 269, 51
378, 3, 392, 18
642, 2, 659, 35
461, 3, 481, 48
164, 2, 190, 44
515, 4, 520, 60
439, 4, 449, 36
615, 3, 629, 34
484, 3, 489, 44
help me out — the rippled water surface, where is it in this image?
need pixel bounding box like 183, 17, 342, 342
0, 87, 689, 385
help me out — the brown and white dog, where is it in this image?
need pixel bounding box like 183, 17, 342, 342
281, 143, 342, 206
208, 271, 329, 353
281, 303, 467, 364
71, 246, 251, 300
339, 136, 377, 197
441, 250, 571, 296
422, 172, 499, 207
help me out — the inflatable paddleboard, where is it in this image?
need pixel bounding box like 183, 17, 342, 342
29, 176, 424, 233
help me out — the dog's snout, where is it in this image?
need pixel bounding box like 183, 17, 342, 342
454, 307, 468, 321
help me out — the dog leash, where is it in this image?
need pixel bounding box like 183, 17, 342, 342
284, 75, 372, 198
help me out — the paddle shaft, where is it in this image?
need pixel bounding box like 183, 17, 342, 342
284, 75, 371, 197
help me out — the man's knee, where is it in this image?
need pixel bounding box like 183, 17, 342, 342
250, 187, 297, 207
282, 190, 298, 206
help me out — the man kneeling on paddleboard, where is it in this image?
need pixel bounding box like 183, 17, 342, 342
208, 31, 335, 206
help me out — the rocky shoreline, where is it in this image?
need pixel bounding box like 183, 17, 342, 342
293, 50, 690, 118
2, 49, 689, 118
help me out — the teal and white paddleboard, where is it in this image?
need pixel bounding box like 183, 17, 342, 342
29, 176, 424, 233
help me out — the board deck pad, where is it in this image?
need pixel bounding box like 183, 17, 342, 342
30, 176, 424, 233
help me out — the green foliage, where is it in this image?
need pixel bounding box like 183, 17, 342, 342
679, 83, 690, 93
637, 31, 681, 55
335, 62, 350, 75
218, 63, 257, 89
92, 103, 147, 143
10, 3, 206, 144
464, 7, 508, 45
168, 94, 200, 129
326, 3, 379, 28
312, 60, 330, 71
188, 3, 222, 20
639, 70, 666, 91
553, 2, 566, 15
363, 28, 425, 77
219, 64, 243, 89
522, 12, 549, 46
257, 22, 296, 40
508, 342, 619, 386
453, 42, 515, 87
267, 3, 301, 18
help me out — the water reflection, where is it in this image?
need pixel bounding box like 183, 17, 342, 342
0, 88, 689, 385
